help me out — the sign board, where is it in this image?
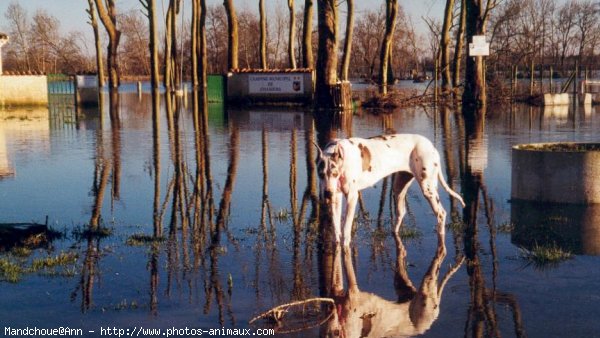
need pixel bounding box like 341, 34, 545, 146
76, 75, 98, 88
248, 74, 304, 94
469, 35, 489, 56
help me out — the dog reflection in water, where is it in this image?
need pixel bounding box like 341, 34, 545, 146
324, 231, 463, 338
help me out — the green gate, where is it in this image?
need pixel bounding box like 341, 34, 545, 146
47, 73, 75, 95
207, 75, 225, 103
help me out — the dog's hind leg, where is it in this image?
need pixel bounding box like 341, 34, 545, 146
417, 168, 447, 237
392, 171, 414, 234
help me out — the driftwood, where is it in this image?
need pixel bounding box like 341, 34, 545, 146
249, 297, 335, 334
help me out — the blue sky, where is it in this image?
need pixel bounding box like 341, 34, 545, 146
0, 0, 444, 47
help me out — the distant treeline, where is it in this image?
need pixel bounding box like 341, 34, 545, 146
1, 0, 599, 80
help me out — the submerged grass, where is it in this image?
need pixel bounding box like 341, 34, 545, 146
31, 251, 78, 271
0, 251, 79, 283
274, 208, 292, 222
370, 225, 422, 242
519, 244, 573, 269
126, 233, 165, 246
0, 258, 25, 283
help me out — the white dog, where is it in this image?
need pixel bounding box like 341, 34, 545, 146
315, 134, 465, 246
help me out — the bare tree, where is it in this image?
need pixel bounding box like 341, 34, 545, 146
4, 2, 32, 72
462, 0, 497, 109
453, 0, 466, 89
120, 11, 150, 76
223, 0, 239, 70
288, 0, 297, 68
574, 0, 600, 65
379, 0, 398, 95
164, 0, 182, 90
302, 0, 314, 69
94, 0, 121, 89
87, 0, 105, 87
140, 0, 159, 90
259, 0, 267, 69
341, 0, 354, 81
315, 0, 338, 107
440, 0, 456, 92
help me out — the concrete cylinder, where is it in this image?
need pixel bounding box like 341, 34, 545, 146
512, 143, 600, 204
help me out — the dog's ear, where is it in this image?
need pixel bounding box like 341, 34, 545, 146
335, 143, 344, 161
312, 140, 325, 160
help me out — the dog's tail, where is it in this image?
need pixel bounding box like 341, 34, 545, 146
438, 171, 466, 207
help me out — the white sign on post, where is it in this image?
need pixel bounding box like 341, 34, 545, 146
469, 35, 490, 56
248, 74, 304, 94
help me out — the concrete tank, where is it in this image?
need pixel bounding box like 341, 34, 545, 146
511, 142, 600, 204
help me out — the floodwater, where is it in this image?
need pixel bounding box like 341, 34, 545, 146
1, 89, 600, 338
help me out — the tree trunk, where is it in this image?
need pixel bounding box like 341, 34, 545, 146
94, 0, 120, 89
440, 0, 455, 93
288, 0, 297, 69
453, 0, 466, 89
164, 6, 173, 89
191, 0, 199, 87
302, 0, 314, 69
199, 0, 208, 101
341, 0, 354, 81
379, 0, 398, 95
140, 0, 160, 91
315, 0, 338, 108
224, 0, 239, 70
87, 0, 105, 87
462, 0, 486, 109
164, 0, 181, 90
259, 0, 267, 69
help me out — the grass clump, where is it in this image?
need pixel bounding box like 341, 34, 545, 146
0, 258, 25, 283
274, 208, 291, 222
72, 226, 113, 240
31, 251, 78, 271
398, 226, 422, 240
126, 233, 165, 246
519, 244, 573, 269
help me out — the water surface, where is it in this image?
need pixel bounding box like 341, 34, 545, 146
1, 92, 599, 337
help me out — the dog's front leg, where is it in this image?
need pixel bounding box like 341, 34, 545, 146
342, 191, 358, 247
332, 192, 344, 244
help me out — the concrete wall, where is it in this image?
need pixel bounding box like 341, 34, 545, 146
227, 72, 313, 105
0, 75, 48, 106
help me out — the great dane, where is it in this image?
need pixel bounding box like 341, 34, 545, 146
315, 134, 465, 246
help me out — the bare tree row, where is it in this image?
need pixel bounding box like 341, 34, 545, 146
1, 1, 423, 82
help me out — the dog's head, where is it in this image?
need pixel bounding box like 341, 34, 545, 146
315, 140, 344, 204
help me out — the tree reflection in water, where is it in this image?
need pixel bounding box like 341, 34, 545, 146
461, 105, 525, 338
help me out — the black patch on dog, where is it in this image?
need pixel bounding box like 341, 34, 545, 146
358, 143, 372, 172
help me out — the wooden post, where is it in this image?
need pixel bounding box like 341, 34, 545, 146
434, 57, 439, 103
510, 65, 514, 98
550, 66, 554, 94
529, 59, 534, 96
514, 65, 519, 94
574, 60, 579, 95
